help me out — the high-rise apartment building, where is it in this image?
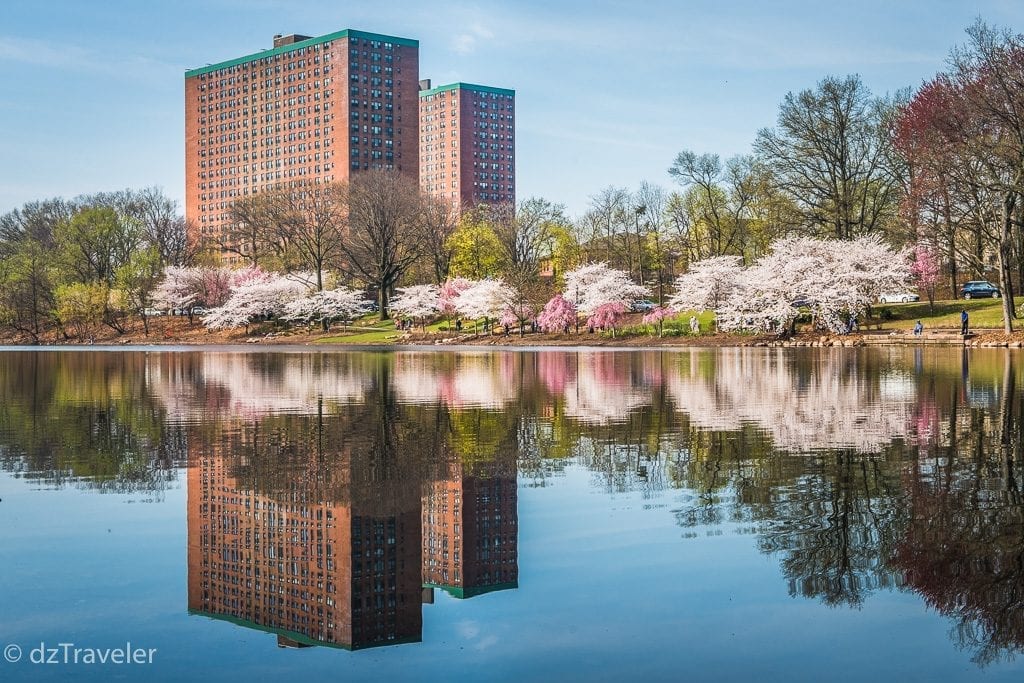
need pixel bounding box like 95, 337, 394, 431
418, 81, 515, 212
184, 30, 420, 254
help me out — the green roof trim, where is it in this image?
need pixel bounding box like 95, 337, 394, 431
423, 580, 519, 599
185, 29, 418, 78
187, 609, 421, 651
419, 82, 515, 98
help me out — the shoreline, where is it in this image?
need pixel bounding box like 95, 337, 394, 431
2, 328, 1023, 350
2, 311, 1023, 349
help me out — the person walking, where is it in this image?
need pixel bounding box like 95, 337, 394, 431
960, 309, 969, 336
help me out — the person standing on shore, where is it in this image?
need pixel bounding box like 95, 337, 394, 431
961, 309, 969, 336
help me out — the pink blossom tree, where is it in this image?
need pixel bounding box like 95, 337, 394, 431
390, 284, 441, 331
642, 306, 674, 337
587, 301, 628, 337
195, 267, 233, 310
439, 278, 473, 314
499, 302, 536, 336
910, 243, 941, 310
536, 293, 578, 334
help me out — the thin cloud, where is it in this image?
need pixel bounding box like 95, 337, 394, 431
0, 35, 176, 81
451, 22, 495, 55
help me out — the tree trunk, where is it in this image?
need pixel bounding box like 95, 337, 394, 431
997, 193, 1017, 334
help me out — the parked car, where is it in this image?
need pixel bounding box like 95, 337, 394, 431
878, 292, 920, 304
631, 299, 656, 312
191, 306, 209, 316
143, 307, 164, 317
790, 294, 812, 308
960, 281, 1001, 299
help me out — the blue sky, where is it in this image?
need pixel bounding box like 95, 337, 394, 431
2, 0, 1023, 216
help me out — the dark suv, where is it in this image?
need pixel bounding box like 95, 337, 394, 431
960, 281, 1001, 299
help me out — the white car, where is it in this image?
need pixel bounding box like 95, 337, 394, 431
879, 292, 920, 304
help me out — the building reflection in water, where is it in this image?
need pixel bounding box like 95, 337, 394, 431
422, 457, 518, 599
186, 417, 518, 650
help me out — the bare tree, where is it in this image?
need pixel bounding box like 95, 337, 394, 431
669, 151, 757, 259
754, 75, 902, 240
132, 187, 199, 267
225, 194, 277, 266
337, 170, 426, 319
579, 186, 631, 267
267, 182, 347, 291
633, 182, 671, 301
421, 196, 459, 284
489, 198, 567, 279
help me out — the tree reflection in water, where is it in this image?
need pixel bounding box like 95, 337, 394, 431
0, 347, 1022, 661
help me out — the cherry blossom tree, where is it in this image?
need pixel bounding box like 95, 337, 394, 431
153, 265, 236, 321
499, 302, 536, 336
666, 255, 744, 312
454, 279, 514, 333
536, 293, 578, 334
195, 267, 233, 310
563, 263, 649, 315
439, 277, 472, 314
713, 235, 911, 335
282, 288, 371, 331
587, 301, 628, 336
911, 244, 941, 310
204, 273, 306, 332
152, 266, 197, 314
390, 284, 441, 331
643, 306, 674, 337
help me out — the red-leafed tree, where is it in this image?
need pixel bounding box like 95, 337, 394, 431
911, 244, 942, 311
894, 21, 1024, 332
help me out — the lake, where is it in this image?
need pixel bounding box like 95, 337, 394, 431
0, 346, 1022, 681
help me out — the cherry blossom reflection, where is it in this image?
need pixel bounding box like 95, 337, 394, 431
666, 349, 920, 453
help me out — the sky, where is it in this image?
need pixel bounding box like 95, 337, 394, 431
2, 0, 1024, 217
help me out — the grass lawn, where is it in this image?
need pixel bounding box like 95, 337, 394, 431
316, 315, 464, 344
870, 297, 1018, 330
317, 317, 399, 344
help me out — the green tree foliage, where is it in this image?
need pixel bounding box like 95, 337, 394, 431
115, 246, 163, 335
54, 206, 140, 286
0, 240, 57, 343
54, 282, 109, 341
447, 219, 503, 279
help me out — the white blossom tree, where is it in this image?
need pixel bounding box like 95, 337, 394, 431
562, 263, 649, 315
152, 266, 197, 314
712, 236, 910, 334
204, 274, 306, 332
666, 256, 744, 311
390, 284, 441, 330
282, 288, 371, 331
454, 279, 514, 333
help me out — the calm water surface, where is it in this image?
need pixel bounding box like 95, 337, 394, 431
1, 347, 1022, 681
